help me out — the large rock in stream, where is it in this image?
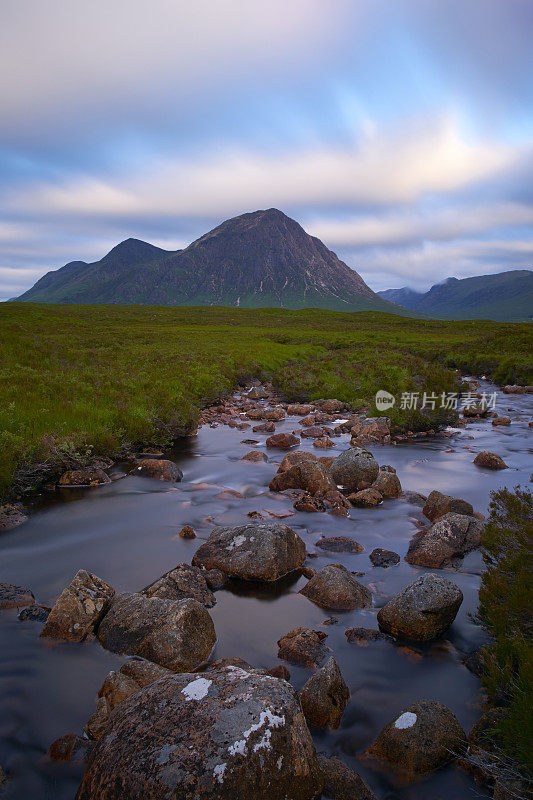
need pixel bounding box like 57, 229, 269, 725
269, 460, 336, 497
142, 563, 216, 607
365, 700, 467, 776
75, 665, 324, 800
299, 564, 371, 611
330, 447, 379, 491
377, 574, 463, 641
192, 523, 305, 582
97, 594, 216, 671
405, 512, 484, 569
40, 570, 115, 642
299, 657, 349, 729
422, 490, 474, 521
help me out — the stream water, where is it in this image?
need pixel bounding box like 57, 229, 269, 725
0, 381, 531, 800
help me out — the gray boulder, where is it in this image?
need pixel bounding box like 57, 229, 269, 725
405, 512, 484, 569
330, 448, 379, 491
299, 657, 349, 729
377, 574, 463, 641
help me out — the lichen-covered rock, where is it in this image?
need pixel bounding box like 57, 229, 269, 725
293, 494, 327, 513
269, 461, 336, 497
277, 627, 330, 667
365, 700, 466, 776
405, 513, 484, 569
299, 657, 349, 729
318, 755, 377, 800
40, 570, 115, 642
287, 403, 315, 415
85, 658, 173, 740
371, 466, 402, 498
377, 574, 463, 641
192, 523, 305, 582
422, 490, 474, 521
313, 436, 335, 449
252, 421, 276, 433
130, 459, 183, 482
142, 563, 216, 608
0, 582, 34, 610
350, 417, 391, 444
369, 548, 400, 567
204, 569, 226, 590
265, 433, 300, 449
97, 594, 216, 672
75, 666, 324, 800
48, 734, 91, 763
299, 564, 371, 611
277, 451, 317, 472
473, 451, 507, 470
58, 468, 111, 487
348, 487, 382, 507
262, 407, 285, 421
240, 450, 268, 463
331, 448, 379, 491
315, 536, 363, 553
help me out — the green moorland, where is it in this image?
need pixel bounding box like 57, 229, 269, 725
478, 486, 533, 783
1, 302, 532, 500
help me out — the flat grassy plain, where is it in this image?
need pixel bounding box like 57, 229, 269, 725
1, 302, 532, 499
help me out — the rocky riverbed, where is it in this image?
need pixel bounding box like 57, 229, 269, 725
0, 380, 531, 799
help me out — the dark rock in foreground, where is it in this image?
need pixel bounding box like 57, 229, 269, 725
0, 582, 34, 610
299, 657, 349, 729
377, 574, 463, 641
97, 593, 215, 672
75, 665, 324, 800
473, 451, 508, 470
18, 603, 51, 622
192, 523, 305, 582
365, 699, 466, 776
277, 627, 330, 667
318, 755, 377, 800
369, 548, 400, 567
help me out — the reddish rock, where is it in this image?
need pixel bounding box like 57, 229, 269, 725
262, 407, 286, 421
422, 490, 474, 521
265, 432, 300, 449
300, 426, 326, 439
240, 450, 268, 462
216, 489, 244, 500
40, 570, 115, 642
323, 489, 351, 509
316, 399, 345, 413
348, 487, 382, 507
369, 548, 400, 567
48, 734, 91, 763
266, 664, 291, 680
269, 461, 336, 497
473, 451, 508, 469
0, 582, 34, 610
315, 536, 363, 553
178, 525, 196, 538
350, 417, 391, 444
130, 459, 183, 482
204, 569, 226, 590
278, 451, 317, 472
299, 657, 349, 729
252, 421, 276, 433
293, 494, 327, 513
287, 403, 315, 415
492, 417, 511, 426
318, 755, 377, 800
502, 385, 526, 394
313, 436, 334, 449
406, 513, 483, 569
299, 564, 371, 611
371, 467, 402, 498
277, 626, 330, 667
59, 468, 111, 487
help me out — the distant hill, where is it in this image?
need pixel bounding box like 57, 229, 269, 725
378, 270, 533, 322
17, 208, 402, 314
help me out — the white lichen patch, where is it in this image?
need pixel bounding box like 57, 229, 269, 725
226, 534, 247, 551
394, 711, 417, 729
276, 756, 283, 769
228, 708, 285, 757
181, 677, 212, 702
213, 763, 226, 783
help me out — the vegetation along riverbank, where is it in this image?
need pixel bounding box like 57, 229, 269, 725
1, 302, 532, 501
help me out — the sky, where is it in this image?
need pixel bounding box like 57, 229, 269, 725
0, 0, 532, 301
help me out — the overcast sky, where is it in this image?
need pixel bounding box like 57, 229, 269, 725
1, 0, 532, 300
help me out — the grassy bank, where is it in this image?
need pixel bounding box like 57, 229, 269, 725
478, 487, 533, 777
1, 303, 532, 500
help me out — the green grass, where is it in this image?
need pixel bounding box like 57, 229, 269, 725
1, 303, 532, 499
478, 486, 533, 774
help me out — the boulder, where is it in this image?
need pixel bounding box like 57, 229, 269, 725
299, 565, 371, 611
405, 513, 484, 569
277, 627, 330, 667
463, 400, 489, 417
142, 563, 216, 608
40, 570, 115, 642
350, 417, 391, 444
316, 399, 345, 413
85, 658, 173, 740
0, 582, 34, 610
48, 734, 91, 763
371, 467, 402, 498
262, 407, 285, 421
58, 468, 111, 487
313, 436, 335, 449
377, 574, 463, 641
269, 461, 336, 497
293, 494, 327, 513
422, 490, 474, 521
330, 448, 379, 491
240, 450, 268, 463
365, 700, 466, 776
18, 603, 51, 622
318, 755, 377, 800
204, 569, 226, 590
252, 421, 276, 433
323, 490, 351, 509
369, 548, 400, 567
0, 503, 28, 530
300, 426, 327, 439
299, 657, 349, 729
97, 594, 216, 672
492, 417, 511, 426
75, 666, 324, 800
277, 451, 317, 472
192, 523, 306, 582
131, 459, 183, 482
178, 525, 196, 539
345, 628, 392, 646
266, 665, 290, 680
473, 451, 508, 470
316, 536, 363, 553
502, 385, 526, 394
287, 404, 315, 415
247, 386, 269, 399
348, 488, 382, 508
265, 433, 300, 449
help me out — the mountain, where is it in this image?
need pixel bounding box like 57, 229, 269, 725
378, 270, 533, 322
17, 209, 402, 314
